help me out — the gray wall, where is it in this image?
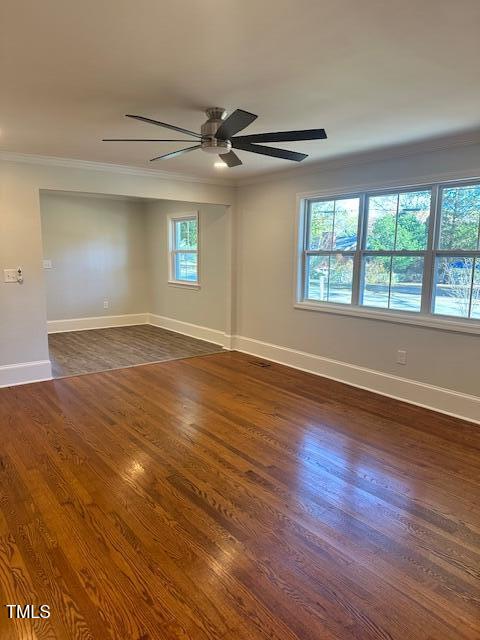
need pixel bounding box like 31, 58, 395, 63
146, 199, 228, 331
40, 192, 149, 320
236, 142, 480, 396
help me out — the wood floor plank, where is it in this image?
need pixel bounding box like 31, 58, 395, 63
0, 351, 478, 639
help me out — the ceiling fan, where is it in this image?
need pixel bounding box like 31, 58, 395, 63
103, 108, 327, 167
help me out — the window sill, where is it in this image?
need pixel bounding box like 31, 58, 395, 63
168, 280, 201, 290
294, 300, 480, 335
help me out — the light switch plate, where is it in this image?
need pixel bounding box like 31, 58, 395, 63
43, 259, 52, 269
4, 269, 18, 283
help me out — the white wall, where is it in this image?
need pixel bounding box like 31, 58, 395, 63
146, 199, 228, 332
236, 143, 480, 400
40, 192, 148, 321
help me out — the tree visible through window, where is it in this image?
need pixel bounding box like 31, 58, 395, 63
434, 185, 480, 318
361, 190, 430, 312
305, 197, 359, 304
169, 215, 199, 284
300, 180, 480, 323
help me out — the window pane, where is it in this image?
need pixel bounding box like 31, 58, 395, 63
439, 185, 480, 250
305, 254, 353, 304
308, 198, 359, 251
366, 190, 431, 250
395, 191, 430, 250
308, 201, 335, 250
305, 255, 329, 301
332, 198, 360, 251
366, 194, 398, 250
389, 256, 424, 312
328, 255, 353, 303
361, 256, 391, 308
433, 257, 473, 318
175, 218, 197, 250
174, 252, 198, 282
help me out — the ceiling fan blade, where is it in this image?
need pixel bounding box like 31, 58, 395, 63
126, 114, 201, 138
219, 151, 242, 167
233, 128, 327, 143
103, 138, 199, 142
215, 109, 258, 140
232, 140, 307, 162
150, 145, 201, 162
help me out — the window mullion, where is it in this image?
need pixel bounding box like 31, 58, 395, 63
352, 194, 366, 306
421, 183, 439, 314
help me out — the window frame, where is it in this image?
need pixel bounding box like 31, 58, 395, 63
295, 177, 480, 335
167, 211, 200, 287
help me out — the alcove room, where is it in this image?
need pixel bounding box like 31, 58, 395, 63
40, 190, 227, 377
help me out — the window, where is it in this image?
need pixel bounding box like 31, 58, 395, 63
304, 196, 360, 304
361, 189, 431, 312
168, 213, 199, 285
298, 179, 480, 328
433, 184, 480, 319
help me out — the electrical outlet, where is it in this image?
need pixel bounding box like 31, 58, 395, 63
396, 349, 407, 365
103, 300, 109, 309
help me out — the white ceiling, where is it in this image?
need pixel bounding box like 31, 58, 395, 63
1, 0, 480, 181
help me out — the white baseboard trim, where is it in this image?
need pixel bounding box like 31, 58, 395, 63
11, 317, 478, 423
149, 314, 230, 348
232, 335, 480, 425
48, 313, 149, 333
0, 360, 52, 388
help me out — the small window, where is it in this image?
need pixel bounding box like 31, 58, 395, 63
169, 214, 199, 284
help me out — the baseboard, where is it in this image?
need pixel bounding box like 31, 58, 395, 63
232, 335, 480, 425
148, 314, 231, 348
47, 313, 149, 333
0, 360, 52, 388
15, 318, 479, 423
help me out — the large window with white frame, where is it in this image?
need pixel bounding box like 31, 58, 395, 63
298, 179, 480, 325
168, 212, 199, 285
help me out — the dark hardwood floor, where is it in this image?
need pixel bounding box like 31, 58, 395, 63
0, 351, 479, 639
48, 324, 223, 377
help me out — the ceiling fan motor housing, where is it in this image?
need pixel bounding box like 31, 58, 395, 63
200, 108, 232, 154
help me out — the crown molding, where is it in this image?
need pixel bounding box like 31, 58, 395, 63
236, 129, 480, 187
2, 128, 480, 189
0, 151, 235, 187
